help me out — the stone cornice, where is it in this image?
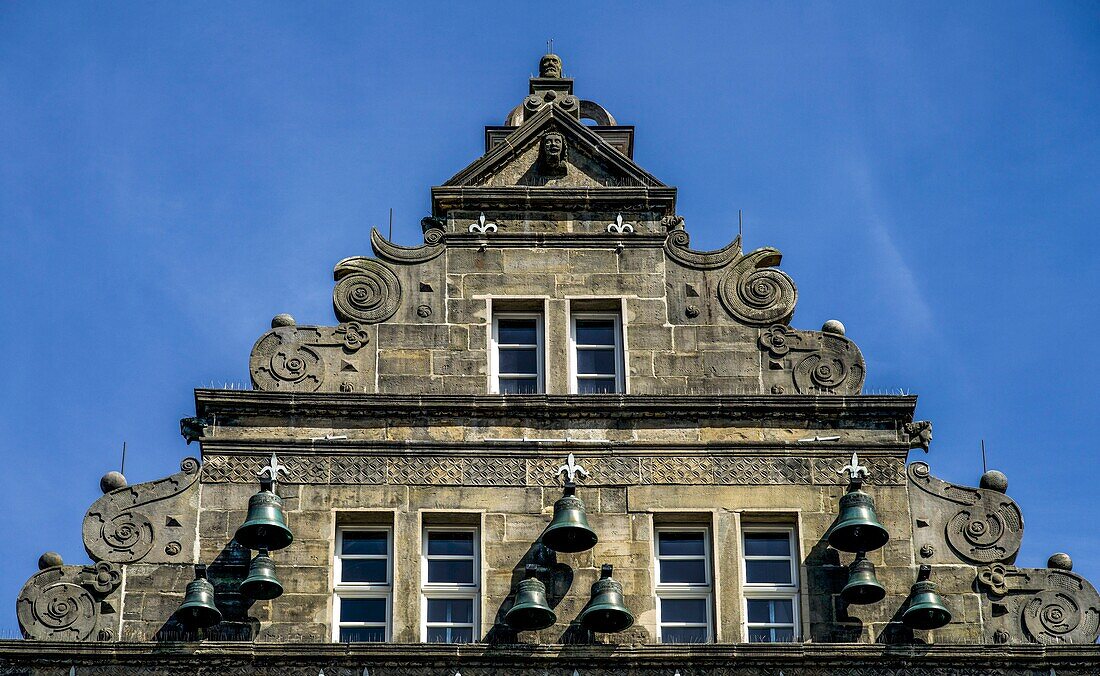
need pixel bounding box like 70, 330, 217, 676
2, 640, 1099, 668
431, 185, 678, 215
194, 391, 917, 425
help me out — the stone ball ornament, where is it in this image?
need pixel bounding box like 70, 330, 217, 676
37, 552, 63, 570
980, 469, 1009, 494
821, 319, 845, 336
1049, 552, 1073, 571
270, 313, 296, 328
99, 471, 127, 494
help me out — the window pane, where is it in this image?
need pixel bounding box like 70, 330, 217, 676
499, 348, 537, 374
340, 626, 386, 642
577, 348, 616, 375
661, 626, 708, 644
497, 318, 537, 344
428, 559, 474, 584
771, 627, 795, 642
748, 628, 774, 643
747, 599, 793, 623
577, 378, 617, 394
744, 533, 791, 557
660, 598, 708, 624
341, 531, 388, 556
500, 377, 538, 394
746, 560, 792, 584
427, 532, 474, 556
342, 558, 387, 584
659, 558, 707, 584
426, 626, 474, 643
575, 319, 615, 345
427, 598, 474, 623
340, 598, 386, 623
658, 532, 705, 557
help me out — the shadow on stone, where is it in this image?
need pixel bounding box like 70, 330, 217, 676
153, 539, 259, 642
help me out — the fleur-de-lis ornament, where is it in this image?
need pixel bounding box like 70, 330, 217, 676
606, 213, 635, 234
837, 451, 869, 484
557, 452, 590, 485
468, 213, 498, 234
257, 452, 288, 485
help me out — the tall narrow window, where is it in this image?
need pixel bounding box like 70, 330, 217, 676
422, 527, 479, 643
654, 528, 713, 643
491, 313, 543, 394
741, 526, 800, 642
333, 528, 392, 642
570, 313, 623, 394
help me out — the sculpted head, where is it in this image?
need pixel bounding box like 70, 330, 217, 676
539, 131, 567, 175
539, 54, 563, 78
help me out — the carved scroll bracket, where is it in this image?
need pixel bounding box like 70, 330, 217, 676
718, 247, 798, 325
977, 563, 1100, 644
249, 321, 371, 392
332, 257, 402, 324
17, 561, 122, 641
758, 325, 866, 395
661, 216, 742, 270
370, 227, 445, 265
82, 457, 200, 565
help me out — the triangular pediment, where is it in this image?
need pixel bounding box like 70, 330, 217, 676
443, 106, 665, 189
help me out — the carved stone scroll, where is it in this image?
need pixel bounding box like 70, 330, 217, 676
908, 461, 1023, 565
17, 561, 122, 641
370, 227, 444, 265
718, 247, 798, 325
332, 257, 402, 324
83, 458, 200, 564
250, 323, 371, 392
758, 325, 866, 396
663, 228, 742, 270
977, 564, 1100, 644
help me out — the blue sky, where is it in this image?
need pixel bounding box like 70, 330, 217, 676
1, 2, 1098, 634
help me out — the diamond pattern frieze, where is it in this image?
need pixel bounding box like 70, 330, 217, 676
329, 455, 387, 485
388, 456, 468, 485
713, 456, 812, 485
465, 456, 526, 486
813, 455, 905, 485
642, 456, 716, 484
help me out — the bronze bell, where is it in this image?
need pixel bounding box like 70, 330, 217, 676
841, 552, 886, 605
240, 548, 284, 600
504, 564, 556, 631
175, 565, 222, 629
827, 486, 889, 553
902, 564, 952, 630
234, 483, 293, 552
579, 564, 635, 633
542, 483, 598, 553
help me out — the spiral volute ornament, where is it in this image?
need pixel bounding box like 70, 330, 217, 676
333, 257, 402, 324
718, 248, 797, 325
17, 569, 102, 641
946, 502, 1022, 564
1023, 589, 1098, 644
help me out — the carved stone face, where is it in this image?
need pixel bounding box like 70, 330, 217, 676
539, 54, 563, 78
539, 132, 567, 175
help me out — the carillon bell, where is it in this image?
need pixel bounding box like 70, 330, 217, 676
542, 483, 598, 553
578, 564, 635, 633
504, 565, 556, 631
841, 552, 886, 605
826, 453, 889, 553
902, 564, 952, 630
240, 548, 284, 600
175, 565, 222, 629
235, 484, 294, 551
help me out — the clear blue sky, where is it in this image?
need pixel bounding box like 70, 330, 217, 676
1, 2, 1097, 634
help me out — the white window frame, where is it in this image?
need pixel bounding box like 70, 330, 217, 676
421, 526, 480, 644
740, 525, 800, 643
654, 526, 714, 644
569, 312, 624, 394
490, 312, 544, 394
332, 527, 393, 642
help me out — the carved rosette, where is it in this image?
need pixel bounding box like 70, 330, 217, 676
717, 247, 797, 326
332, 257, 402, 324
83, 458, 200, 564
17, 561, 122, 641
977, 564, 1100, 644
908, 461, 1023, 565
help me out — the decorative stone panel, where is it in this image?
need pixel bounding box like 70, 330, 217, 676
16, 561, 122, 641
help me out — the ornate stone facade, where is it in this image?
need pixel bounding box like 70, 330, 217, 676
9, 54, 1099, 673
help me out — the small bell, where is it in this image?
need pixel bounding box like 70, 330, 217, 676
175, 565, 222, 629
827, 486, 889, 553
578, 564, 634, 633
234, 482, 293, 552
240, 548, 284, 600
504, 565, 556, 631
542, 483, 598, 553
841, 552, 886, 605
902, 564, 952, 630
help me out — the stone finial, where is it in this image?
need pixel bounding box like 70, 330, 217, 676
539, 53, 563, 78
99, 471, 127, 493
980, 469, 1009, 493
1049, 552, 1073, 571
838, 452, 869, 484
38, 552, 63, 570
822, 319, 846, 336
557, 453, 589, 485
271, 313, 296, 328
